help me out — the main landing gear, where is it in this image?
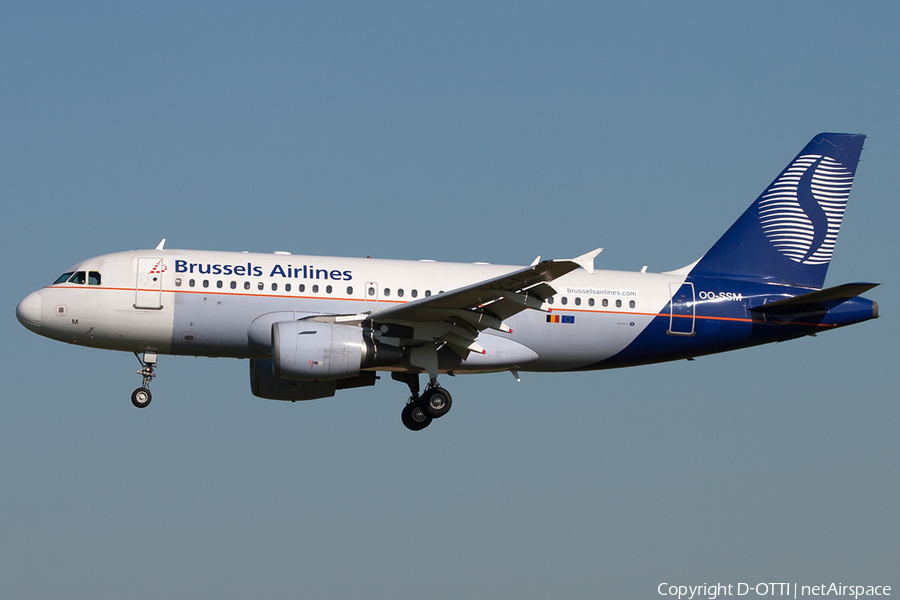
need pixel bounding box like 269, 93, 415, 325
394, 373, 453, 431
131, 351, 157, 408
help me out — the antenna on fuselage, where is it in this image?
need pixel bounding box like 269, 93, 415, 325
156, 239, 166, 250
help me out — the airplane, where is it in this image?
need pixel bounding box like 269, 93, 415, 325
16, 133, 879, 431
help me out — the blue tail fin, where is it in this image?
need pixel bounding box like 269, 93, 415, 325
689, 133, 866, 289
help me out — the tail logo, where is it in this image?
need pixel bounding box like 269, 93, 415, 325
758, 154, 854, 265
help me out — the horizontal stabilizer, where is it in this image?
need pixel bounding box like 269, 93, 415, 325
749, 282, 879, 315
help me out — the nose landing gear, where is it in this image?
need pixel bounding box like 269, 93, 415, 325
132, 351, 157, 408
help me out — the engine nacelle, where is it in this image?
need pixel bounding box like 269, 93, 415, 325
272, 321, 363, 380
270, 321, 402, 381
250, 359, 377, 401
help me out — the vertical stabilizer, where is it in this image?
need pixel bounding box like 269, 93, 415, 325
689, 133, 865, 289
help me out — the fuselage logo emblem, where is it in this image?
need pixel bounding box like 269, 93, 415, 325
148, 259, 168, 274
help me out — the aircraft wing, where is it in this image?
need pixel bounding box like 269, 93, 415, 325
364, 249, 601, 357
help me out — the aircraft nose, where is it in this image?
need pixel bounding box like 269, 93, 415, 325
16, 291, 42, 333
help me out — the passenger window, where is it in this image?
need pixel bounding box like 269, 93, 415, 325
425, 290, 431, 297
258, 282, 264, 290
312, 285, 319, 293
271, 283, 278, 291
244, 282, 250, 290
299, 284, 305, 292
189, 279, 196, 287
54, 272, 74, 284
203, 280, 209, 288
588, 298, 595, 307
285, 283, 291, 292
175, 278, 182, 287
630, 300, 636, 308
368, 287, 375, 296
548, 297, 554, 305
411, 289, 418, 298
69, 271, 86, 284
217, 281, 223, 289
602, 299, 608, 307
397, 289, 404, 297
231, 281, 237, 289
88, 271, 101, 285
575, 297, 581, 306
616, 299, 622, 308
561, 297, 568, 305
347, 286, 353, 295
384, 288, 391, 297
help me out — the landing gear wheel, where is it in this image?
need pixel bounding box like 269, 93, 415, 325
132, 352, 157, 408
401, 401, 433, 431
421, 387, 452, 419
131, 387, 152, 408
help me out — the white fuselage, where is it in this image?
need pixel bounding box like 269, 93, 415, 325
21, 249, 685, 373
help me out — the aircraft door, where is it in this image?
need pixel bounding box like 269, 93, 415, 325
668, 282, 695, 336
135, 257, 165, 309
364, 282, 379, 310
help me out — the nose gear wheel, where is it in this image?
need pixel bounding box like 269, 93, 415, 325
131, 351, 158, 408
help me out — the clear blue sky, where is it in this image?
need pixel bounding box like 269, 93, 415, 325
2, 3, 897, 598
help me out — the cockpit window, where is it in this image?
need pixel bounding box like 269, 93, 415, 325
89, 271, 101, 285
54, 272, 74, 284
68, 271, 86, 285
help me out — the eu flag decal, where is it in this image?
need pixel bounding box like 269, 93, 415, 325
546, 314, 575, 324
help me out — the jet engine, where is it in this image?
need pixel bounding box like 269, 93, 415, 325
249, 321, 402, 402
271, 320, 402, 380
